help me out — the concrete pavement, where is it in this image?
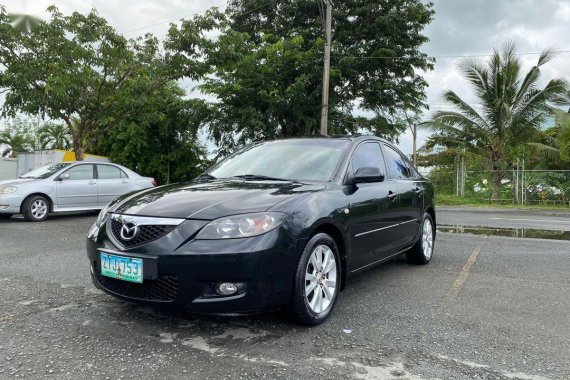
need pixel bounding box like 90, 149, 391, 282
0, 212, 569, 379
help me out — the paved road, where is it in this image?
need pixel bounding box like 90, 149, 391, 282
437, 206, 570, 231
0, 213, 569, 379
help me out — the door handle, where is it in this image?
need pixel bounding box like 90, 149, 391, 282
388, 191, 398, 201
121, 180, 129, 184
88, 180, 97, 185
415, 187, 423, 195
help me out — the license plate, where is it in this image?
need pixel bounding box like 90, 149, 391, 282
100, 253, 143, 283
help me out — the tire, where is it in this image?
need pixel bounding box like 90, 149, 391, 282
289, 233, 341, 326
406, 213, 435, 265
0, 213, 13, 219
22, 195, 50, 222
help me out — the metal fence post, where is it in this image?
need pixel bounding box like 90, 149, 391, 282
460, 156, 465, 197
521, 159, 525, 206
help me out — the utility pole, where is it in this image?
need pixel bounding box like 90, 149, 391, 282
319, 0, 333, 136
406, 110, 418, 167
396, 101, 418, 167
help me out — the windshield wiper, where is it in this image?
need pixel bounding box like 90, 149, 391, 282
195, 173, 217, 182
232, 174, 291, 182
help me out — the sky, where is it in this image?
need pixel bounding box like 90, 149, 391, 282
1, 0, 570, 156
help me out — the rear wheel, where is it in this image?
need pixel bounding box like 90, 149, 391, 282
406, 213, 435, 265
22, 195, 50, 222
289, 233, 340, 326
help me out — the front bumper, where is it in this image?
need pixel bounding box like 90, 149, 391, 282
0, 193, 25, 214
86, 225, 303, 314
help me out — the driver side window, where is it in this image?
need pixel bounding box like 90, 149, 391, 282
351, 142, 385, 174
63, 165, 94, 180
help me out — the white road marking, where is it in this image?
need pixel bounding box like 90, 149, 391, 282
444, 238, 486, 301
315, 357, 425, 380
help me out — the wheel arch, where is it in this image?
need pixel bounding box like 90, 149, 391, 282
312, 222, 348, 291
20, 192, 55, 214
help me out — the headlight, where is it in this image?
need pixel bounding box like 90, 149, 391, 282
0, 186, 18, 194
95, 203, 112, 227
196, 212, 286, 239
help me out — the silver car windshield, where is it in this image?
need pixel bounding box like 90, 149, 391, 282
208, 139, 350, 182
20, 163, 72, 179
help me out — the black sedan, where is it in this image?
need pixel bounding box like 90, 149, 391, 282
86, 136, 436, 325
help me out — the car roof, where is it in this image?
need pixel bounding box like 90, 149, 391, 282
268, 135, 391, 144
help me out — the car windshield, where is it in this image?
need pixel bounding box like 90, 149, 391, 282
208, 139, 350, 182
20, 163, 72, 179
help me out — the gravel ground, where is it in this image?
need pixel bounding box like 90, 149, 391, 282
0, 212, 569, 379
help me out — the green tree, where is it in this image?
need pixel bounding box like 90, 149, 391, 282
38, 122, 71, 150
0, 6, 197, 160
170, 1, 434, 154
93, 83, 208, 184
423, 42, 568, 201
0, 118, 35, 157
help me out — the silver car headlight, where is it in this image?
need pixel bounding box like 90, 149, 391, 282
0, 186, 18, 194
196, 212, 286, 239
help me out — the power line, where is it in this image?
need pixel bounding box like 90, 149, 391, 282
121, 1, 570, 63
123, 3, 226, 35
122, 0, 274, 36
335, 50, 570, 61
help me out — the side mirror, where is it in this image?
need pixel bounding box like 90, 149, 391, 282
59, 173, 70, 181
354, 167, 385, 183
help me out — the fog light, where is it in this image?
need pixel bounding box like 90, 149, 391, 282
216, 282, 238, 296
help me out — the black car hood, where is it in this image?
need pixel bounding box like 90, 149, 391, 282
112, 180, 325, 220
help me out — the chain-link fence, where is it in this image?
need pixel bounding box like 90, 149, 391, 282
428, 168, 570, 206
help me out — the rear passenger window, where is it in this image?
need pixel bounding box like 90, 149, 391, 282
383, 145, 411, 179
98, 165, 126, 179
351, 143, 384, 174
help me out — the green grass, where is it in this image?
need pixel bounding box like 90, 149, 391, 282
436, 194, 570, 209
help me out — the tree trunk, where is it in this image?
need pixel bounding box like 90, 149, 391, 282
491, 169, 502, 202
72, 127, 84, 161
74, 146, 84, 161
490, 150, 502, 202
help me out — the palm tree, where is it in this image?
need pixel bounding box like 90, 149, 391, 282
7, 13, 41, 33
527, 109, 570, 166
423, 42, 568, 201
0, 129, 33, 158
38, 122, 71, 150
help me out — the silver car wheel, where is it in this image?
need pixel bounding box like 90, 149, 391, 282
422, 218, 434, 260
31, 199, 48, 219
305, 244, 337, 314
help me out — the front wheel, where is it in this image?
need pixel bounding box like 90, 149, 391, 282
22, 195, 50, 222
406, 213, 435, 265
289, 233, 341, 326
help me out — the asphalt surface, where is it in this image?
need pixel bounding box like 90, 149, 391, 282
0, 210, 569, 379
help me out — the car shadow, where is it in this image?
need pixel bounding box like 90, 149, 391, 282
0, 211, 98, 223
100, 255, 414, 333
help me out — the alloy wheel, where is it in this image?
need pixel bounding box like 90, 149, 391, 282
422, 218, 434, 260
31, 199, 48, 220
305, 244, 337, 314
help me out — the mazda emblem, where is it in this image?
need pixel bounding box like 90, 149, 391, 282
120, 222, 139, 241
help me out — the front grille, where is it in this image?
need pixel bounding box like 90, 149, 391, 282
110, 220, 177, 248
96, 273, 178, 302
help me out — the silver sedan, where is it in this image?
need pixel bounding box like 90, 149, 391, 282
0, 162, 156, 221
